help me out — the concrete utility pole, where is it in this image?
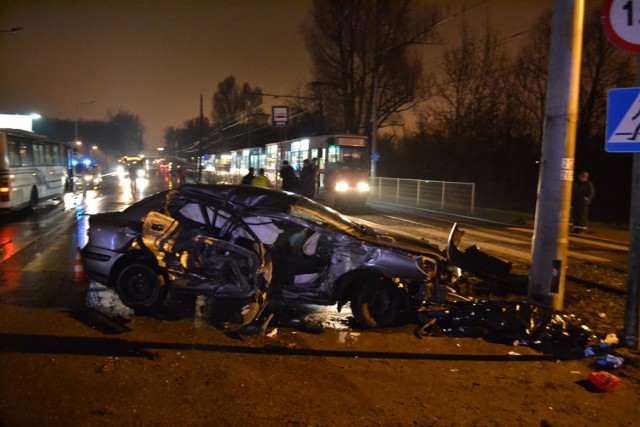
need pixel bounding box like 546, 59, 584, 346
529, 0, 584, 311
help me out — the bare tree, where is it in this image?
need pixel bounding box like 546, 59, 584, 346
429, 21, 512, 177
107, 109, 145, 155
303, 0, 441, 137
212, 76, 265, 126
509, 12, 551, 146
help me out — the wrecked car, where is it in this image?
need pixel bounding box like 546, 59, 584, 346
81, 184, 510, 328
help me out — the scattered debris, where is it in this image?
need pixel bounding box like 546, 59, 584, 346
584, 341, 613, 358
291, 318, 325, 334
588, 371, 622, 391
416, 300, 594, 359
266, 328, 278, 338
603, 333, 619, 345
596, 354, 624, 370
338, 331, 360, 344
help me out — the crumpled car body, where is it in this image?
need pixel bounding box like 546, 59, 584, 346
81, 184, 509, 328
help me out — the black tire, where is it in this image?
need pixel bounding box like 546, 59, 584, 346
351, 277, 401, 328
116, 263, 167, 309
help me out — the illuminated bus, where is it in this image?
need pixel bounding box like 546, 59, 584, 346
0, 129, 72, 210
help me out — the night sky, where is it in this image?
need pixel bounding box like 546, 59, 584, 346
0, 0, 590, 151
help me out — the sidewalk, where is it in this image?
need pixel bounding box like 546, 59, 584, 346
473, 206, 629, 243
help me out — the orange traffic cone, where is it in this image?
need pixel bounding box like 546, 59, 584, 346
73, 247, 88, 283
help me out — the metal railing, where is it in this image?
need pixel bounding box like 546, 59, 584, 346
198, 171, 476, 215
370, 177, 476, 214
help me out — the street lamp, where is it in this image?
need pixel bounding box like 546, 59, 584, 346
74, 101, 96, 144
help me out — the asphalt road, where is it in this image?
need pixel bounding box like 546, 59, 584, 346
0, 175, 636, 426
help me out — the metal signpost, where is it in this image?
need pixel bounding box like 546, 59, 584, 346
602, 0, 640, 349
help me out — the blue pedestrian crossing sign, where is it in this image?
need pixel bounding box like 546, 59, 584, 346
606, 87, 640, 152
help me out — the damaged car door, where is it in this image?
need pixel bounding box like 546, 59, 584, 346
126, 200, 271, 309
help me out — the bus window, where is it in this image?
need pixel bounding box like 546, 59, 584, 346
33, 143, 45, 166
19, 140, 34, 166
44, 145, 54, 165
8, 140, 20, 167
52, 145, 61, 166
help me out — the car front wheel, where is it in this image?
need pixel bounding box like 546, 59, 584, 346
116, 263, 167, 309
351, 277, 401, 328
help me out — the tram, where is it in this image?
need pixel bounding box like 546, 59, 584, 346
217, 134, 370, 209
270, 134, 369, 208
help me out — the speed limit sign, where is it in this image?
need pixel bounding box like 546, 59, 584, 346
602, 0, 640, 53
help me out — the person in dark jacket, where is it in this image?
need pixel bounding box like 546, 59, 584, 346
299, 159, 316, 198
279, 160, 298, 191
241, 167, 255, 185
572, 171, 595, 233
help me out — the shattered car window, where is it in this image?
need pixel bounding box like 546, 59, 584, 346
290, 198, 369, 236
178, 203, 207, 225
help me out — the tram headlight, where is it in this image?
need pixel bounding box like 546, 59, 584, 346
136, 169, 146, 178
335, 180, 349, 192
356, 181, 370, 192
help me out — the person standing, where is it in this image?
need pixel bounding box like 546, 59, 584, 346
311, 157, 320, 196
299, 159, 316, 198
241, 167, 255, 185
251, 168, 271, 188
279, 160, 298, 191
572, 171, 595, 233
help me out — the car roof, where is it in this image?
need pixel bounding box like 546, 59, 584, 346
179, 184, 300, 213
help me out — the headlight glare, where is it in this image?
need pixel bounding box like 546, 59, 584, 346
335, 181, 349, 192
357, 182, 370, 192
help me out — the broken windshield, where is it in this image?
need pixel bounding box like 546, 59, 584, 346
289, 197, 372, 236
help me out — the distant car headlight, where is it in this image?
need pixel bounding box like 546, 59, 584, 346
356, 182, 370, 192
83, 175, 92, 182
335, 181, 349, 192
136, 169, 146, 178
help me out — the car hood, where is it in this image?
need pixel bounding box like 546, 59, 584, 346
355, 226, 447, 262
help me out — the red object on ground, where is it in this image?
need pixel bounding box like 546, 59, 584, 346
588, 371, 622, 391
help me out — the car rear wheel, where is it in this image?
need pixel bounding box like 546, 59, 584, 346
116, 263, 167, 309
351, 277, 401, 328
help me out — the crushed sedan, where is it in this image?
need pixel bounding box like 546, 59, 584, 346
81, 184, 511, 329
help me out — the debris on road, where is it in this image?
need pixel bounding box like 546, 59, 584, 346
588, 371, 623, 391
416, 300, 595, 359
